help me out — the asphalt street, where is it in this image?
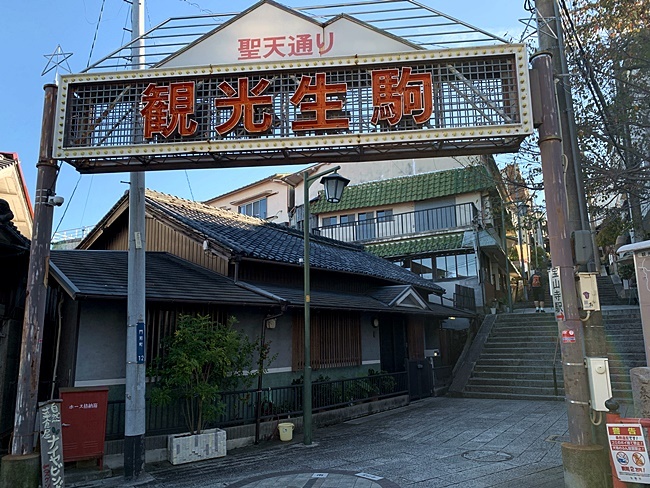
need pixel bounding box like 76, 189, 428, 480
77, 396, 570, 488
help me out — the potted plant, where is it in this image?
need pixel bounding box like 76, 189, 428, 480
149, 314, 256, 464
490, 298, 498, 314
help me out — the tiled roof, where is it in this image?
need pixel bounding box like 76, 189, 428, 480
365, 233, 465, 259
311, 165, 494, 213
242, 282, 469, 317
145, 190, 444, 294
49, 250, 278, 306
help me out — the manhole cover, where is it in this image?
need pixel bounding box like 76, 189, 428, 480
461, 450, 513, 462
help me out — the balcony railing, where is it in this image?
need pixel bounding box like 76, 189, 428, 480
314, 203, 478, 244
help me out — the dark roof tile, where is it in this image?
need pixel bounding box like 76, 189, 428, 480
145, 190, 444, 294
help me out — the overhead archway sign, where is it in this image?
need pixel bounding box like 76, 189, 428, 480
53, 1, 532, 173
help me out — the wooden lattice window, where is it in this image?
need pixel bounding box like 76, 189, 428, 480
292, 312, 361, 371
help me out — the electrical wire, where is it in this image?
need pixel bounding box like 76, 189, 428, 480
52, 172, 82, 238
86, 0, 107, 68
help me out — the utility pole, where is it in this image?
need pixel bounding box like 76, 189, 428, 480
534, 2, 610, 464
10, 84, 58, 456
124, 0, 147, 479
0, 84, 59, 487
534, 0, 591, 244
532, 52, 606, 487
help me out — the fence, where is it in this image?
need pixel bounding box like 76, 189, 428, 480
106, 371, 407, 439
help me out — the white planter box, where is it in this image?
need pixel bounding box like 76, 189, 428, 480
168, 428, 227, 465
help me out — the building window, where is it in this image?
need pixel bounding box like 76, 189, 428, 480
377, 209, 393, 222
340, 214, 355, 225
238, 198, 267, 219
394, 252, 477, 280
321, 216, 337, 227
357, 211, 375, 240
292, 312, 361, 371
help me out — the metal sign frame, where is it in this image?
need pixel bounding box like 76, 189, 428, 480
54, 44, 531, 173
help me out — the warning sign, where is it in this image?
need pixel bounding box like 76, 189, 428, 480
607, 423, 650, 483
561, 330, 576, 344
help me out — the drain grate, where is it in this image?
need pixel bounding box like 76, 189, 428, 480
461, 450, 513, 462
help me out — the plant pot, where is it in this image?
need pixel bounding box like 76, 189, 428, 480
490, 307, 497, 314
168, 427, 226, 465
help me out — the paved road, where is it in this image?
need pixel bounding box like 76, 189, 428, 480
78, 397, 569, 488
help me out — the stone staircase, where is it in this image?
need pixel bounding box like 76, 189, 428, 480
461, 313, 564, 401
603, 308, 645, 401
455, 308, 644, 403
597, 275, 627, 306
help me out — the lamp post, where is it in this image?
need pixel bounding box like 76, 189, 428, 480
302, 166, 349, 446
516, 201, 529, 299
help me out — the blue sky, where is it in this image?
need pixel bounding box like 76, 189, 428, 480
0, 0, 531, 235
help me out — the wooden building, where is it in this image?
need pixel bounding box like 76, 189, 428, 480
43, 190, 472, 409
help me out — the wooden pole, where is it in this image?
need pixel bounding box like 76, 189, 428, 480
11, 84, 59, 455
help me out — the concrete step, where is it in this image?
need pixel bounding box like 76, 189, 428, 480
463, 384, 565, 398
470, 370, 562, 380
460, 390, 564, 401
475, 358, 560, 367
466, 377, 565, 388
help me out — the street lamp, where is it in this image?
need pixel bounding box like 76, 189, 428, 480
303, 166, 349, 445
516, 201, 529, 299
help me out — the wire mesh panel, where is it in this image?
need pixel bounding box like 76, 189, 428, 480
55, 45, 531, 173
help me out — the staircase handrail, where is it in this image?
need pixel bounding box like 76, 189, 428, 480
552, 334, 560, 397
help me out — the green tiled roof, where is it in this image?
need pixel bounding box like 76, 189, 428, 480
311, 165, 494, 213
365, 233, 465, 259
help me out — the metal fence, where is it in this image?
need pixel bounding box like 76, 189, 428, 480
106, 371, 407, 439
314, 203, 477, 243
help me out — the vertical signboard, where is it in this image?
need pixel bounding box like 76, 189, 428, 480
39, 400, 64, 488
549, 267, 565, 321
607, 423, 650, 484
137, 321, 145, 364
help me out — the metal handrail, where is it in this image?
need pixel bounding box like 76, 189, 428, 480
314, 202, 478, 244
552, 335, 561, 397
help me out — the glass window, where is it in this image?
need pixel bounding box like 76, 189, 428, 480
321, 216, 336, 227
377, 209, 393, 222
340, 214, 355, 225
238, 197, 267, 219
357, 212, 375, 240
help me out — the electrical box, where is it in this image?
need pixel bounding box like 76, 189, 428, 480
577, 273, 601, 311
573, 230, 594, 266
585, 357, 612, 411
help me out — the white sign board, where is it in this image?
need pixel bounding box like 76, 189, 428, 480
39, 400, 64, 488
607, 423, 650, 484
549, 267, 565, 321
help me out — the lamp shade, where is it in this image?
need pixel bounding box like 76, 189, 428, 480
320, 172, 350, 203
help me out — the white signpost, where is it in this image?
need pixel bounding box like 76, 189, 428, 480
550, 266, 565, 322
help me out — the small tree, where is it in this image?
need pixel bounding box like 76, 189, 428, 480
149, 314, 256, 434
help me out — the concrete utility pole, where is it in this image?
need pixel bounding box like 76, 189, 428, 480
124, 0, 147, 479
532, 52, 606, 487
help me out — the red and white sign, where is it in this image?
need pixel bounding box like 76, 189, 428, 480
607, 423, 650, 483
561, 329, 575, 343
160, 2, 417, 67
